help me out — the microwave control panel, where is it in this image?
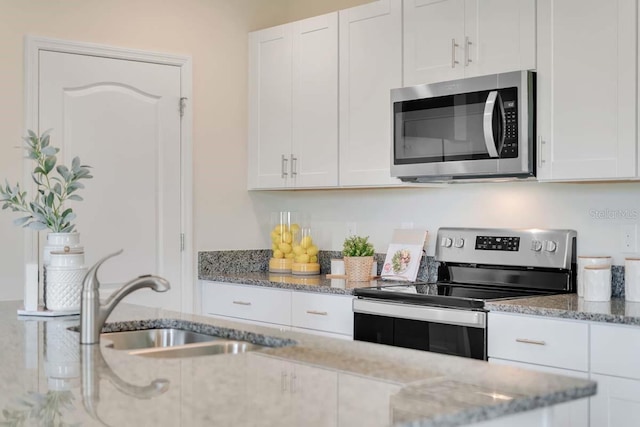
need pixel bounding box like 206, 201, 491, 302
500, 88, 518, 159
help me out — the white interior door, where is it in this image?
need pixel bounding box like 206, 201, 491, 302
38, 50, 183, 311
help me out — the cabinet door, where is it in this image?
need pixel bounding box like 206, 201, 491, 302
591, 373, 640, 427
403, 0, 465, 86
291, 13, 339, 188
248, 24, 293, 189
291, 363, 338, 427
537, 0, 637, 181
291, 292, 354, 336
490, 358, 589, 427
201, 282, 291, 326
463, 0, 535, 77
339, 0, 403, 187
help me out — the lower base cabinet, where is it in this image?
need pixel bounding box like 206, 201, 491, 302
489, 312, 640, 426
200, 281, 354, 338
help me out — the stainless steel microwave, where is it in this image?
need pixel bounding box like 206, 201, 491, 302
390, 71, 535, 182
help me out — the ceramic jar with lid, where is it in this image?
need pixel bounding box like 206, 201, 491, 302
45, 246, 87, 312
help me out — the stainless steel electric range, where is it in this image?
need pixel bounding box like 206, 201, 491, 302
353, 227, 577, 360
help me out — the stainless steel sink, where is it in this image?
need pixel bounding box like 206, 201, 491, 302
101, 328, 265, 358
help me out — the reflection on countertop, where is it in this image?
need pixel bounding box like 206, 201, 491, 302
0, 300, 595, 427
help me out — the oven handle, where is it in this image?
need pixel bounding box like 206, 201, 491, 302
353, 299, 486, 329
483, 90, 504, 158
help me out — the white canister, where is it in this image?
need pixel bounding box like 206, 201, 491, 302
583, 264, 611, 302
331, 259, 345, 275
577, 256, 612, 297
625, 258, 640, 302
45, 249, 87, 312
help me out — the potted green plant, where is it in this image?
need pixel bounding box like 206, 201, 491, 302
0, 129, 92, 233
0, 129, 92, 311
342, 235, 375, 282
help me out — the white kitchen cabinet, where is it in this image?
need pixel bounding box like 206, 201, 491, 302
488, 312, 590, 427
291, 291, 354, 337
337, 373, 401, 427
338, 0, 403, 187
536, 0, 637, 181
489, 312, 640, 426
248, 13, 338, 189
200, 281, 354, 338
201, 281, 291, 327
403, 0, 535, 86
590, 373, 640, 427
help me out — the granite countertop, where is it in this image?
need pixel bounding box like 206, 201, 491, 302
199, 271, 400, 295
1, 300, 595, 427
487, 294, 640, 325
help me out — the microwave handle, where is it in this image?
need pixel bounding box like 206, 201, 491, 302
483, 91, 505, 158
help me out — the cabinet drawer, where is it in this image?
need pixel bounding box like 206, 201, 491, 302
592, 323, 640, 380
488, 313, 589, 371
202, 282, 291, 326
291, 292, 353, 336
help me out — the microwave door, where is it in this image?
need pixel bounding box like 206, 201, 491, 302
482, 91, 506, 158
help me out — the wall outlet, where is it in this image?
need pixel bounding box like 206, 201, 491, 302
621, 224, 638, 253
346, 222, 357, 236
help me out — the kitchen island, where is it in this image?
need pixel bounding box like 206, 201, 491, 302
0, 300, 594, 427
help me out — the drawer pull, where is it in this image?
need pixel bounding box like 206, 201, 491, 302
516, 338, 546, 346
232, 301, 252, 306
306, 310, 328, 316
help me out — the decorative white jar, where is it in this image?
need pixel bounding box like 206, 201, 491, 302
44, 246, 87, 312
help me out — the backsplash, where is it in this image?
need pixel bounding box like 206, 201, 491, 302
199, 250, 438, 282
199, 251, 626, 298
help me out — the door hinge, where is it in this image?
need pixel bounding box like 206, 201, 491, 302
179, 97, 188, 118
180, 233, 185, 251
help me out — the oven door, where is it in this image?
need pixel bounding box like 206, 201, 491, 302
390, 70, 534, 181
353, 299, 487, 360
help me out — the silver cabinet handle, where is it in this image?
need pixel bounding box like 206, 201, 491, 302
290, 154, 297, 177
451, 39, 459, 68
516, 338, 546, 346
232, 300, 252, 306
538, 136, 547, 168
306, 310, 328, 316
281, 154, 288, 178
465, 37, 472, 66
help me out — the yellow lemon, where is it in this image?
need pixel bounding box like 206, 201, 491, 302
272, 243, 279, 251
270, 230, 280, 240
293, 245, 304, 255
282, 231, 292, 244
279, 242, 292, 254
273, 224, 287, 234
306, 245, 318, 256
297, 254, 310, 263
273, 249, 284, 259
309, 255, 318, 263
284, 253, 295, 259
301, 236, 312, 249
290, 223, 300, 234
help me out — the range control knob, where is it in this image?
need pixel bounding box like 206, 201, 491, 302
530, 240, 542, 252
441, 237, 453, 248
454, 237, 465, 248
544, 240, 558, 252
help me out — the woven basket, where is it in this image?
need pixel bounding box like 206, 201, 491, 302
344, 256, 374, 282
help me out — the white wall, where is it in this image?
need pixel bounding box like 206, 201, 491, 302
239, 182, 640, 265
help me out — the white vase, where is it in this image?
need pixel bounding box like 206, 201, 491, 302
43, 232, 85, 312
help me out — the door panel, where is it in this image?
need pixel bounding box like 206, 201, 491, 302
39, 51, 182, 310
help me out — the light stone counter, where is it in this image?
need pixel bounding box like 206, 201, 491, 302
486, 294, 640, 326
0, 300, 595, 427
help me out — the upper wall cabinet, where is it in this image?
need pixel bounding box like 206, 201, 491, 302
536, 0, 637, 181
403, 0, 536, 86
248, 13, 338, 189
339, 0, 403, 187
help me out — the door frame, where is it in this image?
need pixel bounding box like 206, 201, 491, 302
24, 36, 195, 313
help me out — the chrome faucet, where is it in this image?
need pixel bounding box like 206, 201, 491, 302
80, 250, 170, 345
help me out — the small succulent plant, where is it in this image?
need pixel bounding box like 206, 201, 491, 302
0, 130, 92, 232
342, 235, 375, 257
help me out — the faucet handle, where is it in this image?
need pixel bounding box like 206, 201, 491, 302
84, 249, 124, 290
